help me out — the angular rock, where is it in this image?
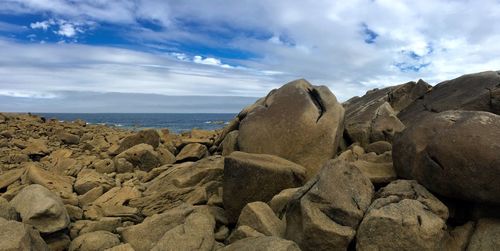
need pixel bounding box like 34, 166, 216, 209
467, 218, 500, 251
175, 143, 208, 162
237, 202, 285, 237
121, 204, 194, 251
11, 184, 70, 233
224, 151, 306, 223
0, 218, 50, 251
343, 80, 430, 146
68, 231, 120, 251
0, 167, 24, 190
237, 79, 345, 179
113, 129, 160, 155
130, 156, 223, 216
285, 159, 374, 251
157, 146, 176, 165
151, 211, 216, 251
44, 232, 71, 251
70, 217, 122, 239
21, 138, 50, 159
85, 186, 141, 220
351, 151, 396, 185
221, 130, 239, 156
115, 143, 161, 171
365, 140, 392, 154
268, 187, 300, 216
25, 163, 77, 205
114, 158, 134, 173
222, 236, 301, 251
393, 110, 500, 204
356, 180, 449, 251
94, 159, 116, 174
226, 225, 265, 244
0, 197, 18, 220
399, 71, 500, 125
56, 130, 80, 145
104, 243, 135, 251
356, 199, 447, 251
74, 169, 114, 195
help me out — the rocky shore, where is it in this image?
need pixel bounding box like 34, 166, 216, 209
0, 70, 499, 251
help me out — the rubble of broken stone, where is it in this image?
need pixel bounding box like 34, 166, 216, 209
0, 70, 499, 251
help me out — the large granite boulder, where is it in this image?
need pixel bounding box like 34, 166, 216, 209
236, 201, 285, 237
393, 110, 500, 204
237, 79, 345, 179
285, 159, 374, 251
115, 143, 161, 171
223, 151, 306, 223
398, 71, 500, 125
0, 218, 50, 251
356, 180, 449, 251
343, 80, 430, 146
467, 218, 500, 251
11, 184, 70, 233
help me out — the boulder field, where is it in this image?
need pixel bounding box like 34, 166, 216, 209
0, 71, 499, 250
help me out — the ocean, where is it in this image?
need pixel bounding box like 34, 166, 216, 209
35, 113, 237, 133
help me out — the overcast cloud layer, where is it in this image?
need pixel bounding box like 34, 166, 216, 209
1, 0, 500, 112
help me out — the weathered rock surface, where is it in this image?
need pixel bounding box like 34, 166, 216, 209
68, 231, 120, 251
0, 197, 18, 220
222, 236, 301, 251
115, 143, 161, 171
175, 143, 208, 162
0, 217, 50, 251
113, 129, 160, 155
356, 180, 449, 251
11, 184, 70, 233
237, 79, 345, 179
236, 201, 285, 237
337, 146, 396, 185
74, 169, 114, 195
393, 110, 500, 204
130, 156, 224, 216
151, 211, 215, 251
399, 71, 500, 125
224, 151, 306, 223
467, 218, 500, 251
285, 159, 374, 251
343, 80, 430, 146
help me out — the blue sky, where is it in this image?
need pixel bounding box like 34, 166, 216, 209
1, 0, 500, 112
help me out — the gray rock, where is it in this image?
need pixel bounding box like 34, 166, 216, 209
0, 197, 18, 220
467, 218, 500, 251
0, 218, 49, 251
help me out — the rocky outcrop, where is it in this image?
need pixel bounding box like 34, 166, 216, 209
285, 159, 374, 250
398, 71, 500, 125
68, 231, 120, 251
221, 236, 301, 251
236, 79, 345, 179
356, 180, 449, 251
112, 129, 160, 155
0, 218, 49, 251
235, 202, 285, 237
393, 110, 500, 204
343, 80, 430, 146
223, 151, 306, 223
11, 184, 70, 234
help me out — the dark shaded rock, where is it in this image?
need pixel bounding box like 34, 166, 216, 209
285, 159, 374, 251
398, 71, 500, 125
224, 151, 306, 223
393, 110, 500, 204
237, 79, 345, 179
175, 143, 208, 162
365, 140, 392, 154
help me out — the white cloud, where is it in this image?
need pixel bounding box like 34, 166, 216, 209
1, 0, 500, 102
56, 22, 76, 37
30, 20, 53, 30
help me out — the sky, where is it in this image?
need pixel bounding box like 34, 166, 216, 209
1, 0, 500, 112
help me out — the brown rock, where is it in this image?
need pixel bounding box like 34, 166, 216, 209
237, 79, 345, 179
221, 130, 239, 156
11, 184, 70, 233
94, 159, 116, 174
68, 231, 120, 251
226, 225, 265, 244
237, 202, 285, 237
115, 144, 161, 171
467, 218, 500, 251
113, 129, 160, 155
224, 151, 306, 223
70, 217, 122, 239
0, 168, 25, 190
393, 110, 500, 204
0, 217, 50, 251
285, 159, 374, 251
175, 143, 208, 162
365, 140, 392, 154
268, 187, 300, 216
399, 71, 500, 125
0, 197, 18, 220
74, 169, 114, 195
56, 130, 80, 145
222, 236, 301, 251
25, 164, 77, 205
104, 243, 135, 251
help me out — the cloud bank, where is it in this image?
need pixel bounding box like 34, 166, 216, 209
0, 0, 500, 112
